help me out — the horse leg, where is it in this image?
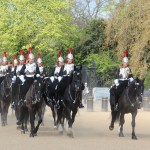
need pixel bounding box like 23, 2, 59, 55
65, 108, 74, 137
51, 106, 57, 128
5, 102, 10, 125
119, 113, 125, 137
57, 107, 64, 134
0, 101, 5, 126
29, 109, 35, 137
24, 109, 29, 132
109, 109, 115, 130
33, 108, 42, 135
41, 101, 46, 126
21, 122, 25, 134
20, 108, 28, 134
71, 109, 78, 126
131, 111, 137, 140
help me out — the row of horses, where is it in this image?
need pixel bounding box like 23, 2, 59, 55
0, 66, 83, 137
0, 69, 145, 139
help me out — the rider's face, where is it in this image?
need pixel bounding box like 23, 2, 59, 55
38, 63, 42, 67
19, 60, 24, 65
67, 58, 73, 64
29, 58, 34, 64
58, 61, 64, 67
122, 62, 128, 68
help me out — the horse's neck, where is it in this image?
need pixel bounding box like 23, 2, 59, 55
127, 83, 136, 97
68, 82, 76, 97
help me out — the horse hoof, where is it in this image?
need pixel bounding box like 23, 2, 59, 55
54, 125, 57, 129
67, 128, 74, 138
132, 135, 137, 140
21, 130, 25, 134
25, 128, 28, 132
16, 125, 21, 130
119, 133, 124, 137
109, 126, 114, 131
29, 133, 34, 137
41, 123, 44, 126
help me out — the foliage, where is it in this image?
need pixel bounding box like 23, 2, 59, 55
106, 0, 150, 78
75, 19, 106, 63
83, 52, 119, 80
0, 0, 77, 66
144, 71, 150, 90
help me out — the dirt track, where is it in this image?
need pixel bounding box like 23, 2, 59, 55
0, 102, 150, 150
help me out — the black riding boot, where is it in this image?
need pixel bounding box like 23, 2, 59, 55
79, 92, 84, 108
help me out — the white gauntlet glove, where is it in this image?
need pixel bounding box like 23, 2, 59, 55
129, 77, 134, 82
36, 74, 40, 78
19, 75, 25, 83
114, 79, 119, 86
12, 76, 16, 82
58, 76, 62, 82
50, 76, 55, 83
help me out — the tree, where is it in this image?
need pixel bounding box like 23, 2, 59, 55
0, 0, 77, 66
75, 19, 106, 63
106, 0, 150, 78
71, 0, 111, 28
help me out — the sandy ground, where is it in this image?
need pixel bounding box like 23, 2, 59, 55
0, 101, 150, 150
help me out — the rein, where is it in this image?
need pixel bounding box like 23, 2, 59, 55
126, 87, 135, 107
68, 84, 79, 104
126, 83, 139, 107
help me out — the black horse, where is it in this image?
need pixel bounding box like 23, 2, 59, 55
109, 78, 144, 139
44, 77, 59, 128
25, 78, 44, 137
0, 73, 12, 126
60, 66, 83, 137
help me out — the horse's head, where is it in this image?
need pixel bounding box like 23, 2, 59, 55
72, 66, 82, 92
33, 79, 43, 102
0, 73, 12, 97
134, 78, 145, 102
3, 73, 12, 89
129, 78, 144, 104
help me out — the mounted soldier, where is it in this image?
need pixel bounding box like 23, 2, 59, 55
16, 46, 40, 125
12, 50, 26, 84
110, 50, 135, 111
19, 46, 40, 103
61, 48, 84, 108
46, 50, 64, 106
11, 54, 18, 74
0, 52, 11, 85
37, 52, 46, 78
11, 50, 26, 114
